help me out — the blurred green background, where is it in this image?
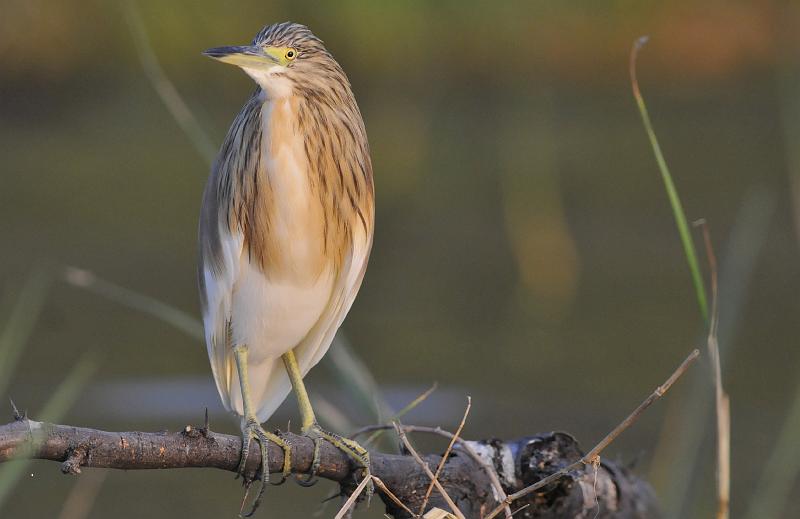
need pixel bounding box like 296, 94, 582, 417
2, 0, 799, 517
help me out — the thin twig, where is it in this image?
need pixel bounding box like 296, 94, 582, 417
419, 397, 473, 516
353, 424, 511, 514
333, 473, 373, 519
393, 422, 465, 519
649, 189, 773, 517
364, 382, 438, 446
484, 349, 700, 519
371, 476, 416, 517
695, 220, 730, 519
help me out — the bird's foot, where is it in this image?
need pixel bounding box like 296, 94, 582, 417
302, 422, 373, 500
237, 417, 292, 517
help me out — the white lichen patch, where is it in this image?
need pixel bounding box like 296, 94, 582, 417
464, 440, 517, 498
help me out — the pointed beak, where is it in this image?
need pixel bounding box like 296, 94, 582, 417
202, 45, 279, 68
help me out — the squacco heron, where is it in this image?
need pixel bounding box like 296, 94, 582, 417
198, 22, 374, 507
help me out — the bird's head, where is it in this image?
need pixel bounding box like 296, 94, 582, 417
203, 22, 343, 100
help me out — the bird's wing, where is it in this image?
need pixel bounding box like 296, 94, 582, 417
199, 232, 242, 413
198, 150, 246, 413
198, 220, 243, 413
198, 93, 263, 413
304, 226, 372, 371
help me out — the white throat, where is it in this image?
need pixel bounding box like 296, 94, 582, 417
242, 66, 294, 99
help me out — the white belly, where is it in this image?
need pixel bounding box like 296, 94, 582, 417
231, 261, 334, 364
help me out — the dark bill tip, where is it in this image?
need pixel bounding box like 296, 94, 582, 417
202, 45, 249, 59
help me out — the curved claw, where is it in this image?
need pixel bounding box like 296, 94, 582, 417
242, 476, 267, 518
236, 419, 292, 517
235, 430, 253, 481
240, 423, 270, 517
294, 472, 319, 487
269, 473, 288, 486
303, 423, 374, 501
293, 436, 320, 486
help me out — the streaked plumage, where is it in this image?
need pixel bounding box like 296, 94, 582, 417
198, 22, 374, 423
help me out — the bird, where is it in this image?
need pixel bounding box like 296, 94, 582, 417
198, 22, 374, 510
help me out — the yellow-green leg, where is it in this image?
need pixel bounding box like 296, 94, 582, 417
233, 345, 292, 516
282, 349, 372, 490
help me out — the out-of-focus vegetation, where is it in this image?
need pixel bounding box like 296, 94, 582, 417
2, 1, 800, 517
0, 270, 96, 507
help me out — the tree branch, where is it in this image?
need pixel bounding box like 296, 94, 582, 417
0, 417, 659, 518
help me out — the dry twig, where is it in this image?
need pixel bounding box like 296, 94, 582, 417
695, 219, 730, 519
419, 397, 472, 516
354, 423, 511, 515
364, 382, 438, 447
393, 422, 465, 519
334, 472, 374, 519
371, 476, 416, 517
484, 348, 700, 519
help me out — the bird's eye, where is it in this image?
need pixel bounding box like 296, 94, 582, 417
285, 49, 296, 61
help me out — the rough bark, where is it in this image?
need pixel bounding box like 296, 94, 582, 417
0, 418, 659, 518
